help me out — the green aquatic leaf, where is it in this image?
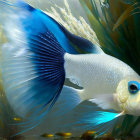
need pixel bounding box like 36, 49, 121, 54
120, 0, 135, 4
120, 115, 134, 136
113, 5, 134, 31
79, 0, 118, 55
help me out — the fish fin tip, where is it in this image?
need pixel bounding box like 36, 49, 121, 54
65, 103, 122, 136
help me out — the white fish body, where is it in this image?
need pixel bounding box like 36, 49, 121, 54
65, 53, 139, 101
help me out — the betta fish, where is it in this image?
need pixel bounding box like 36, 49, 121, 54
0, 0, 140, 136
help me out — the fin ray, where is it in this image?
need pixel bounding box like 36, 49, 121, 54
62, 103, 123, 136
1, 0, 65, 128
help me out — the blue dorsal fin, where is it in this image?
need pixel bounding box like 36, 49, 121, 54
0, 0, 103, 54
56, 24, 103, 54
45, 13, 103, 54
33, 9, 103, 54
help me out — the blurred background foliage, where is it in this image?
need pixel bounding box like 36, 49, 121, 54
0, 0, 140, 139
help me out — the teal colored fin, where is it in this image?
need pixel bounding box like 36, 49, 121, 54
63, 103, 123, 137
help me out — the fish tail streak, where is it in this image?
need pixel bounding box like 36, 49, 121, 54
0, 0, 14, 6
0, 0, 66, 129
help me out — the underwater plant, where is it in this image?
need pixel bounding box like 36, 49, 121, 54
45, 0, 99, 47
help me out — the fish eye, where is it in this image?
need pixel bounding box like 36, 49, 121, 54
128, 81, 139, 94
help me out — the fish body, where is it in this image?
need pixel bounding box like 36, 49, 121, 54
0, 0, 140, 136
65, 53, 139, 100
64, 52, 140, 117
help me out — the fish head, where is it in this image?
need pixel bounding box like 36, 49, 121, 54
116, 77, 140, 116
